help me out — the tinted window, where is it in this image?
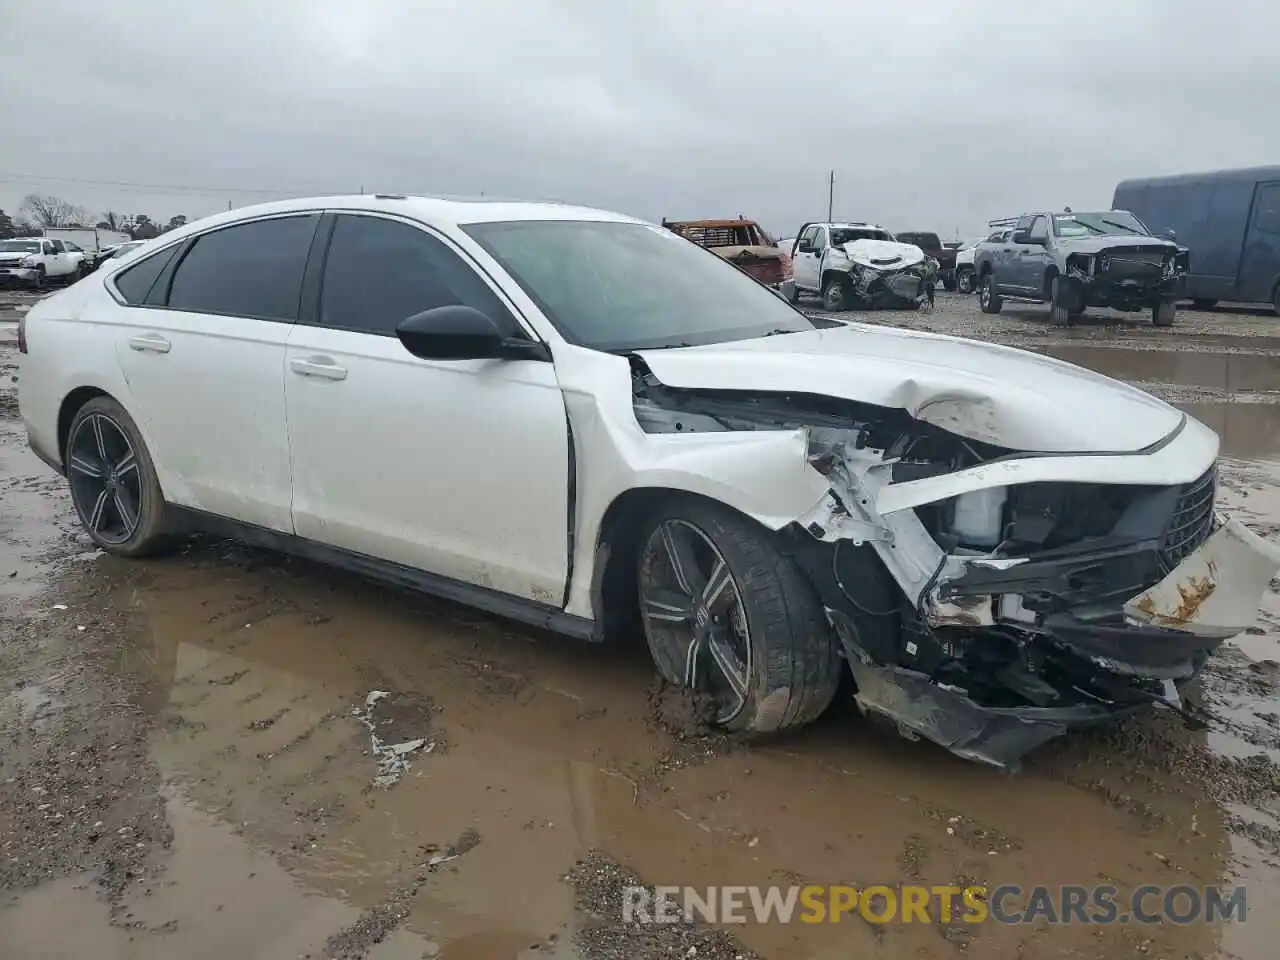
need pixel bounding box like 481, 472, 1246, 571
167, 215, 317, 321
1029, 217, 1049, 241
1253, 183, 1280, 235
48, 240, 64, 253
113, 245, 179, 305
319, 215, 516, 336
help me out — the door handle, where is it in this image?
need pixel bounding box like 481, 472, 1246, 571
128, 333, 171, 353
290, 356, 348, 381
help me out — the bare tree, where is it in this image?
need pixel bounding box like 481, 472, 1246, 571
20, 193, 90, 229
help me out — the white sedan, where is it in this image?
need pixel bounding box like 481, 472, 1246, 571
16, 195, 1280, 767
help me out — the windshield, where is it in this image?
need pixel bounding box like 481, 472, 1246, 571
830, 227, 892, 245
0, 240, 41, 253
462, 220, 823, 352
1052, 212, 1150, 238
959, 236, 986, 250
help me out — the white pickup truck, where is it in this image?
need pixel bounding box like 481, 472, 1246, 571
0, 237, 85, 289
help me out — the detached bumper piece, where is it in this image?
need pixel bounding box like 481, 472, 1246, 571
820, 464, 1280, 769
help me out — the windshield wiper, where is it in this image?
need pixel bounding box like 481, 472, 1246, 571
1098, 218, 1145, 235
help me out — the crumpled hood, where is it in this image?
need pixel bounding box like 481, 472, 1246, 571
1058, 236, 1179, 255
635, 323, 1184, 453
841, 239, 926, 270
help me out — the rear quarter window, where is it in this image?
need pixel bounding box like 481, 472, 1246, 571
113, 245, 181, 305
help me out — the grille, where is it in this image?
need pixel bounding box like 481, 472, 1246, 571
1160, 463, 1217, 571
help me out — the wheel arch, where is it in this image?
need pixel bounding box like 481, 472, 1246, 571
587, 477, 822, 642
57, 386, 113, 467
1043, 264, 1061, 298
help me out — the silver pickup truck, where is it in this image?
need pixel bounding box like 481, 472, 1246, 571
973, 210, 1188, 326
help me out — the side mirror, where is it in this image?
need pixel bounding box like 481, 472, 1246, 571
395, 305, 549, 362
796, 241, 813, 254
1163, 227, 1177, 240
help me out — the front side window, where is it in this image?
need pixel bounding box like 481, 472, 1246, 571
1028, 217, 1049, 242
48, 240, 64, 253
318, 215, 518, 337
166, 215, 318, 321
463, 220, 825, 352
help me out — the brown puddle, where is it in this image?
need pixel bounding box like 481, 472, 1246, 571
1035, 343, 1280, 460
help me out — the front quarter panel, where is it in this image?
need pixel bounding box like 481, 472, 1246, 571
552, 344, 830, 620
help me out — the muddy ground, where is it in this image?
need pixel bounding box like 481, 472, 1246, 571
2, 290, 1279, 959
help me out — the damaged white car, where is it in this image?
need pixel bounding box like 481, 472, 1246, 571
790, 221, 939, 311
17, 196, 1280, 769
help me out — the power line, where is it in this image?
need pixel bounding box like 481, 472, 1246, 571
0, 170, 338, 198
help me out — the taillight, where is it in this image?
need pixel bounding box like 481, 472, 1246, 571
17, 312, 27, 354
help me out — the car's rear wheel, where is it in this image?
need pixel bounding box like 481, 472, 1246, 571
1152, 298, 1177, 327
66, 397, 173, 557
821, 275, 850, 311
978, 273, 1002, 314
637, 498, 843, 734
942, 272, 957, 293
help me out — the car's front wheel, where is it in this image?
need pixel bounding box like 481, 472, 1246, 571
956, 269, 975, 294
637, 498, 843, 734
1152, 298, 1177, 327
66, 396, 173, 557
821, 275, 850, 311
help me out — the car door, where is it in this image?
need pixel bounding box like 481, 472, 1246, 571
1239, 180, 1280, 304
284, 211, 570, 604
110, 213, 318, 532
791, 225, 820, 291
1023, 215, 1052, 296
998, 216, 1035, 294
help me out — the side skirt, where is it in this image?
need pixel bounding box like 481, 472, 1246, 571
170, 507, 598, 642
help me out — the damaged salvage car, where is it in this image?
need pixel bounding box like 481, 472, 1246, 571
789, 221, 939, 311
17, 195, 1280, 769
661, 216, 792, 296
974, 210, 1190, 326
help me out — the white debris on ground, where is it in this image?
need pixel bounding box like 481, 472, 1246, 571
352, 689, 434, 788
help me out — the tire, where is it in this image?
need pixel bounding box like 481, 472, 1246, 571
65, 396, 174, 558
1049, 276, 1072, 326
956, 269, 975, 294
821, 274, 850, 312
30, 266, 45, 291
1191, 298, 1218, 310
637, 497, 843, 734
1272, 285, 1280, 318
1153, 299, 1177, 327
978, 272, 1003, 314
942, 273, 957, 293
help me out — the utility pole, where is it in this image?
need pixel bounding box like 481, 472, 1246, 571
827, 170, 835, 222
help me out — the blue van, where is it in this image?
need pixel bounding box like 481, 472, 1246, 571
1112, 166, 1280, 314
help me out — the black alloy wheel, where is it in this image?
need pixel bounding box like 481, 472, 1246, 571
67, 412, 144, 545
639, 518, 753, 725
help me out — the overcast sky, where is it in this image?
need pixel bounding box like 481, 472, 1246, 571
2, 0, 1276, 239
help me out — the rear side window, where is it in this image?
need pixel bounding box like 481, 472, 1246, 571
166, 215, 318, 321
318, 214, 517, 336
113, 245, 180, 305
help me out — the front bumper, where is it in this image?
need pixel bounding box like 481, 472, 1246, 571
1078, 271, 1186, 308
0, 267, 39, 287
847, 516, 1280, 767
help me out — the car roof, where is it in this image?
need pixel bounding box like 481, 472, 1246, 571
160, 195, 646, 237
823, 221, 887, 230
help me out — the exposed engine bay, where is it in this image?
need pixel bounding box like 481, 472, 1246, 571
1064, 243, 1190, 312
629, 361, 1274, 767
